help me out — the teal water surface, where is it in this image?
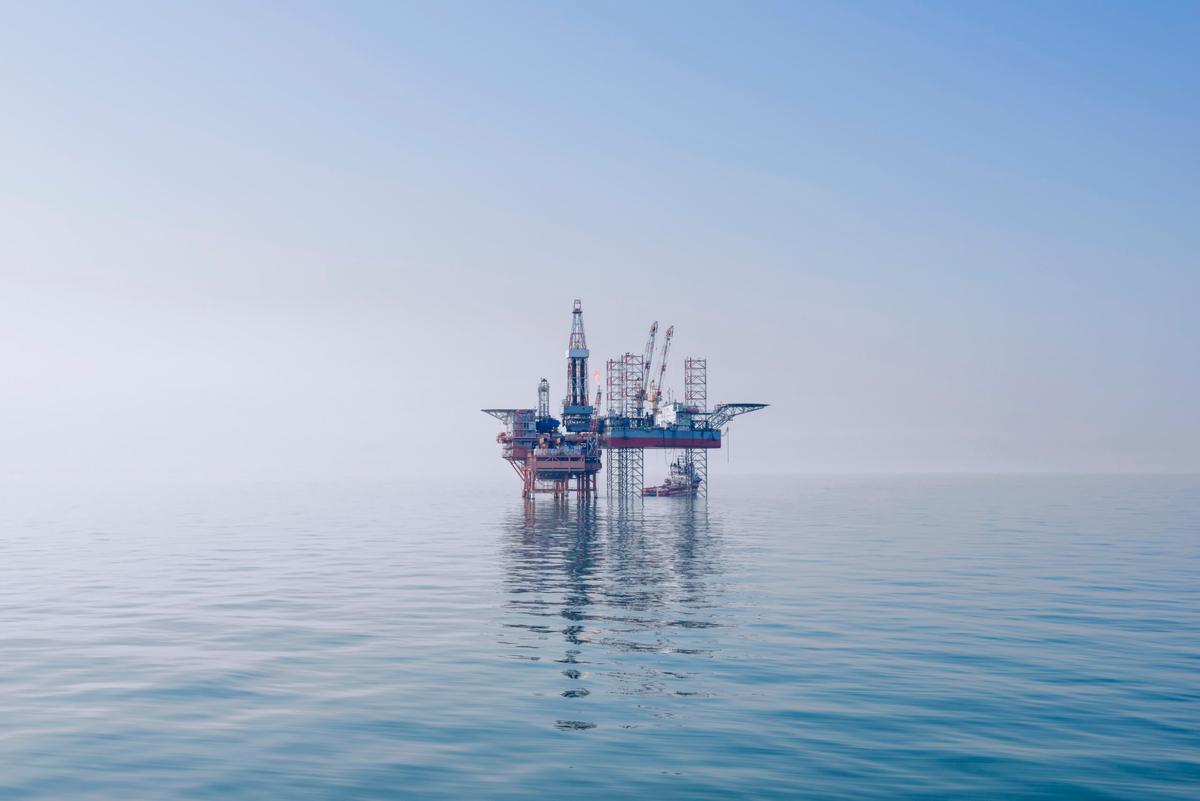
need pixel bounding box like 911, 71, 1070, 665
1, 475, 1197, 799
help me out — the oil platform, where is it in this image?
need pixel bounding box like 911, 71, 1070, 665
483, 300, 766, 501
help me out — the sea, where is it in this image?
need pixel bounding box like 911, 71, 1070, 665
1, 474, 1196, 800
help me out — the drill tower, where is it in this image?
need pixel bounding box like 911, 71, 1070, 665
562, 300, 593, 433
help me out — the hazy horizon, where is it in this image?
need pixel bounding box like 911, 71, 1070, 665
3, 2, 1197, 481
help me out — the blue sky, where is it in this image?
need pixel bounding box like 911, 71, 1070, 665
1, 1, 1196, 478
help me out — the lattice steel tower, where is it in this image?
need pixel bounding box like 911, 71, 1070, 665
683, 357, 708, 499
604, 354, 644, 502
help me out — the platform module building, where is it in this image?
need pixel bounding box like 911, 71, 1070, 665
484, 300, 766, 501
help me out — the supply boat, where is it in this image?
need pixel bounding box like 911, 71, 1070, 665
642, 456, 702, 497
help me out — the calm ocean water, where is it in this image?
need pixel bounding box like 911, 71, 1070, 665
1, 474, 1196, 800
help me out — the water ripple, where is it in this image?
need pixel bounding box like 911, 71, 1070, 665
1, 475, 1197, 799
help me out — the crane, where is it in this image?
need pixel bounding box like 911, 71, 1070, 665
649, 324, 673, 417
637, 321, 657, 414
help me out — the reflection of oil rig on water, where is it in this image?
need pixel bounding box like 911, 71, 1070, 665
483, 300, 766, 501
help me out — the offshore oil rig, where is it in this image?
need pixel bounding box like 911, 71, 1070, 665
484, 300, 766, 501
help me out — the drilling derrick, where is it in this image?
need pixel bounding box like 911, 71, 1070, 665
562, 299, 592, 433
